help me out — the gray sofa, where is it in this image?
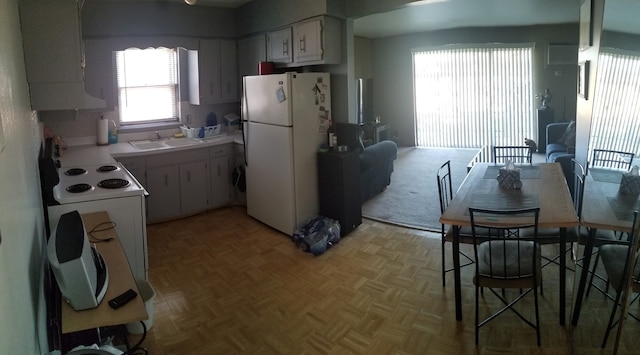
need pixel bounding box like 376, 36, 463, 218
335, 123, 398, 202
546, 121, 576, 195
360, 140, 398, 202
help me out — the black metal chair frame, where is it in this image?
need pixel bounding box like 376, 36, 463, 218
599, 211, 640, 349
469, 207, 542, 346
591, 149, 635, 170
492, 145, 533, 165
437, 160, 474, 287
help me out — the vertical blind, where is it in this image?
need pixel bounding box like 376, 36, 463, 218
590, 50, 640, 159
116, 47, 178, 124
413, 46, 535, 148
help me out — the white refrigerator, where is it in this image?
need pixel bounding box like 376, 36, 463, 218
242, 72, 331, 236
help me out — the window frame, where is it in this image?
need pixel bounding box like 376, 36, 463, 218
115, 47, 182, 130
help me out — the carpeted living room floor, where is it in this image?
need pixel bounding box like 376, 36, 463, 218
361, 146, 546, 231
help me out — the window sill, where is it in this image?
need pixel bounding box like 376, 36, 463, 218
118, 121, 182, 133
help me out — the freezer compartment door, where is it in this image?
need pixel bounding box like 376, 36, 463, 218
246, 122, 296, 235
243, 74, 291, 127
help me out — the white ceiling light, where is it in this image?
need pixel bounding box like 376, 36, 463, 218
185, 0, 197, 5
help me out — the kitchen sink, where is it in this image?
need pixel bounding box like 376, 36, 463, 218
130, 141, 167, 150
129, 134, 228, 150
164, 139, 198, 147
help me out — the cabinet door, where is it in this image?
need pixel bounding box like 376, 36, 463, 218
20, 0, 83, 83
146, 166, 180, 221
180, 161, 208, 214
220, 39, 238, 102
83, 40, 116, 109
294, 19, 323, 63
210, 156, 231, 208
267, 28, 293, 64
194, 39, 222, 104
238, 34, 266, 78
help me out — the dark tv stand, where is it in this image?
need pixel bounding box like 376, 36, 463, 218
317, 150, 362, 236
363, 122, 390, 145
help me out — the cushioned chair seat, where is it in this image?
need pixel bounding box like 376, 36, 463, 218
477, 241, 541, 278
599, 244, 640, 292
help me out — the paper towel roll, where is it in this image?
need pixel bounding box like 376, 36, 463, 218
97, 118, 109, 146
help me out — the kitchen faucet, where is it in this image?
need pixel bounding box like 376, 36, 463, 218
154, 131, 161, 140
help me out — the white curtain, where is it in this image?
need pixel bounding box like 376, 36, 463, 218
413, 45, 535, 148
590, 49, 640, 159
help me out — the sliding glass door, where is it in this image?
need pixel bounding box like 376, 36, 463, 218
413, 45, 535, 148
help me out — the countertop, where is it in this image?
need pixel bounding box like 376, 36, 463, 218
58, 133, 244, 167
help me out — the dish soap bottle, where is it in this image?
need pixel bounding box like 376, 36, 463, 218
108, 120, 118, 144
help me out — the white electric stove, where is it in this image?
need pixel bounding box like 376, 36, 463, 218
42, 154, 149, 280
53, 163, 146, 204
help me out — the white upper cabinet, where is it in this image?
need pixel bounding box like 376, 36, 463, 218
19, 0, 105, 110
266, 16, 342, 67
293, 18, 323, 63
267, 27, 293, 64
189, 39, 238, 105
220, 39, 239, 102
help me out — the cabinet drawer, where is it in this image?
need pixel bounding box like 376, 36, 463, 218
210, 144, 231, 158
146, 148, 208, 168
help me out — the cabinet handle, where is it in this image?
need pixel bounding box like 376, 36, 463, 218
217, 165, 221, 176
210, 83, 213, 95
283, 39, 288, 56
164, 174, 168, 186
187, 170, 191, 182
299, 35, 305, 53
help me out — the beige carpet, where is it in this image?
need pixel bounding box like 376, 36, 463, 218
361, 147, 479, 232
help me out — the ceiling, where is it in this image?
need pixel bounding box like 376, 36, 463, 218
130, 0, 640, 38
190, 0, 580, 38
353, 0, 580, 38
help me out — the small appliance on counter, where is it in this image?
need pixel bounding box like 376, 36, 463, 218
47, 211, 109, 311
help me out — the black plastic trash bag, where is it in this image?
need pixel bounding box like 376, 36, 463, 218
292, 216, 341, 256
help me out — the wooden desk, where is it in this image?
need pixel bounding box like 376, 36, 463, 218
440, 163, 578, 324
61, 211, 148, 334
571, 169, 637, 325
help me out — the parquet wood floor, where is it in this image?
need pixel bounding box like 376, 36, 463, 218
128, 206, 640, 354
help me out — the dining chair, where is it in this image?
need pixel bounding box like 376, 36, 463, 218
469, 207, 542, 346
591, 149, 635, 170
437, 160, 474, 287
527, 160, 584, 274
572, 160, 619, 298
492, 145, 533, 164
597, 211, 640, 350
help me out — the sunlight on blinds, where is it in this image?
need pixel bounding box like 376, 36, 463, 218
590, 50, 640, 158
413, 46, 534, 148
116, 47, 178, 124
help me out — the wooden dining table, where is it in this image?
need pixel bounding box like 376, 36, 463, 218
571, 168, 639, 326
439, 162, 578, 325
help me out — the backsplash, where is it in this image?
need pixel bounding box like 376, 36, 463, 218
39, 101, 240, 145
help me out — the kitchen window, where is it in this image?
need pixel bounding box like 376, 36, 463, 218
116, 47, 179, 126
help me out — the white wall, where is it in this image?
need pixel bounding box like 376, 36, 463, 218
0, 0, 49, 353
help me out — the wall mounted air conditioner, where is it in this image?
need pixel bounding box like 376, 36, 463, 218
547, 43, 578, 66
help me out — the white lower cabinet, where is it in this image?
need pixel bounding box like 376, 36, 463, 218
180, 161, 208, 214
146, 165, 181, 221
209, 144, 232, 208
126, 144, 234, 222
145, 148, 209, 222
